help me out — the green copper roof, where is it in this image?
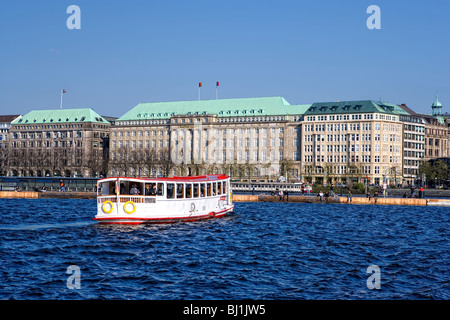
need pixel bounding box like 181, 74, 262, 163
11, 108, 110, 125
432, 94, 442, 107
286, 104, 312, 115
117, 97, 302, 121
303, 100, 410, 116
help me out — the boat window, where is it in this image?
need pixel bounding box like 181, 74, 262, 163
193, 183, 199, 198
207, 183, 211, 197
129, 183, 141, 195
101, 181, 114, 195
176, 183, 184, 199
167, 183, 175, 199
145, 183, 157, 196
217, 182, 222, 195
200, 183, 205, 197
119, 182, 128, 194
222, 181, 227, 194
212, 182, 217, 196
157, 183, 164, 196
185, 183, 192, 198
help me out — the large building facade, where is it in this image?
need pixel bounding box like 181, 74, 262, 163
2, 96, 448, 186
7, 109, 110, 177
0, 115, 22, 176
107, 96, 447, 185
300, 100, 407, 186
397, 104, 426, 185
107, 97, 309, 180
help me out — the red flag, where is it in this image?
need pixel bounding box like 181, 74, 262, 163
62, 89, 67, 93
199, 82, 202, 87
216, 81, 219, 87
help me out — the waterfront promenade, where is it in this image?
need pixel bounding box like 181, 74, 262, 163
1, 190, 450, 206
233, 194, 450, 207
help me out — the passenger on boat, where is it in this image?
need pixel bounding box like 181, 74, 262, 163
145, 184, 151, 195
130, 184, 140, 195
120, 183, 127, 194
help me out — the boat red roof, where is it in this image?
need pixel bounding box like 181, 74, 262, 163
99, 174, 229, 183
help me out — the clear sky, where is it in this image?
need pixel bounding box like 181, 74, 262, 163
0, 0, 449, 117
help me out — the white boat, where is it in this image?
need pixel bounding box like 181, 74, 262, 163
94, 174, 234, 225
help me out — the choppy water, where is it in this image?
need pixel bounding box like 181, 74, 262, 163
0, 198, 448, 300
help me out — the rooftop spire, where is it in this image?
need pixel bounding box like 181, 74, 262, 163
431, 92, 442, 116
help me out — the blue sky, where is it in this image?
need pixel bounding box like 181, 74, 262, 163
0, 0, 449, 117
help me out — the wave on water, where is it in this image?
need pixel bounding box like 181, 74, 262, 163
0, 221, 96, 231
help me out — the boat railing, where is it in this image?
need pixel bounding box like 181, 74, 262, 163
97, 195, 156, 204
97, 196, 116, 204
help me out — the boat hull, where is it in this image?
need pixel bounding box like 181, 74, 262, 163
93, 205, 234, 225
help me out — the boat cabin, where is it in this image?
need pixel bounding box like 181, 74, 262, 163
98, 175, 229, 201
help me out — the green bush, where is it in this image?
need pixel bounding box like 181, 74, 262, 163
352, 183, 364, 190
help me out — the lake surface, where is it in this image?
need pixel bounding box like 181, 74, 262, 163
0, 198, 448, 300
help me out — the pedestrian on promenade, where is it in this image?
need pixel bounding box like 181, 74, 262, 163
411, 186, 416, 198
279, 189, 283, 201
284, 190, 289, 201
318, 191, 324, 202
59, 180, 65, 192
347, 190, 352, 203
374, 191, 379, 204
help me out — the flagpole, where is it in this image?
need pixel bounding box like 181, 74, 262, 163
60, 90, 63, 109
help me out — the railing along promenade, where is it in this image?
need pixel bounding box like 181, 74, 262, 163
1, 190, 450, 207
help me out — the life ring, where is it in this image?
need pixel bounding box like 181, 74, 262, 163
102, 200, 114, 214
190, 202, 195, 212
123, 201, 136, 214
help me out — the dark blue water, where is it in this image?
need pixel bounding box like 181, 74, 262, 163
0, 198, 448, 300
